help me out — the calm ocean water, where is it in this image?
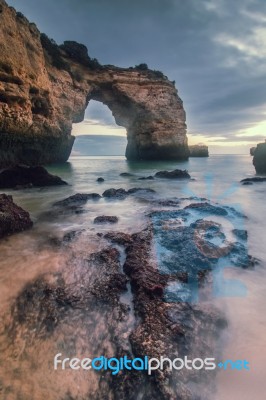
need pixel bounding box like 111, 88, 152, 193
0, 154, 265, 399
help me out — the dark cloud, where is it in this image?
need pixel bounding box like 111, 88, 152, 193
7, 0, 266, 141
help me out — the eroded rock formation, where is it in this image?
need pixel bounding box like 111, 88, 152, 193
189, 143, 209, 157
0, 0, 188, 165
250, 146, 256, 156
253, 142, 266, 173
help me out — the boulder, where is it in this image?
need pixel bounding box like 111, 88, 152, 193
0, 193, 33, 238
102, 187, 155, 199
155, 169, 190, 179
94, 216, 118, 224
102, 188, 128, 199
54, 193, 101, 207
0, 165, 67, 189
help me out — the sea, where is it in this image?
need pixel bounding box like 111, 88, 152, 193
0, 154, 265, 399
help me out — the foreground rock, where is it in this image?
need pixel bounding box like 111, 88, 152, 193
0, 165, 67, 189
155, 169, 190, 179
103, 231, 133, 246
123, 225, 225, 399
53, 193, 101, 207
0, 194, 33, 238
0, 0, 188, 165
102, 187, 155, 199
1, 198, 258, 399
253, 142, 266, 173
40, 193, 102, 219
189, 144, 209, 157
94, 215, 119, 224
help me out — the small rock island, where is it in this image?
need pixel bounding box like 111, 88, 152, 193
189, 143, 209, 157
253, 141, 266, 174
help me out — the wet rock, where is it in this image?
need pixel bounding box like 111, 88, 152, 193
120, 172, 134, 177
97, 177, 105, 182
247, 255, 260, 267
0, 194, 33, 238
102, 188, 128, 199
155, 169, 190, 179
104, 231, 133, 246
233, 229, 248, 240
62, 229, 85, 243
102, 187, 155, 199
53, 193, 101, 207
9, 247, 128, 339
185, 202, 228, 216
127, 187, 155, 194
0, 165, 67, 189
242, 181, 253, 185
138, 175, 154, 180
152, 198, 180, 207
94, 215, 119, 224
123, 225, 225, 399
241, 177, 266, 183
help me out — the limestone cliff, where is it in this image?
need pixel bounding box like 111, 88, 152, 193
0, 0, 188, 165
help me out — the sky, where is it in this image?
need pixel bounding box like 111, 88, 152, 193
8, 0, 266, 154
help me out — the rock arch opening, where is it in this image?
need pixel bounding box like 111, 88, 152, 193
71, 100, 127, 156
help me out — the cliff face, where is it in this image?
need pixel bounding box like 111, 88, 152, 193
0, 0, 188, 165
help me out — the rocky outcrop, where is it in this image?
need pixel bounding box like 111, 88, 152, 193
253, 142, 266, 173
189, 144, 209, 157
250, 146, 256, 156
155, 169, 190, 179
53, 193, 101, 207
0, 165, 67, 188
0, 193, 33, 238
0, 0, 188, 165
94, 215, 119, 224
102, 187, 155, 199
